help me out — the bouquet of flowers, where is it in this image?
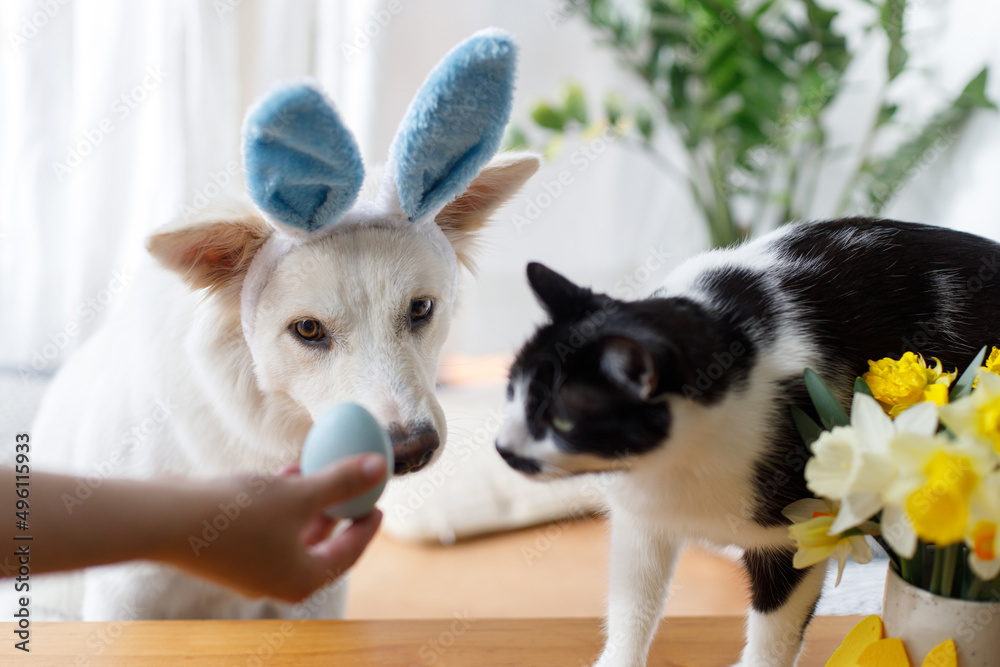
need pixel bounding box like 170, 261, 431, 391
785, 346, 1000, 601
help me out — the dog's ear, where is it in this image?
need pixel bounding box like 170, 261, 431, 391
435, 151, 539, 270
146, 213, 272, 297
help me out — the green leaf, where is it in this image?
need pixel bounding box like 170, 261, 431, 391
854, 377, 874, 397
880, 0, 908, 81
561, 82, 589, 125
502, 124, 530, 152
603, 91, 625, 126
531, 102, 566, 131
876, 102, 898, 127
791, 406, 824, 447
956, 67, 997, 110
804, 368, 850, 429
635, 106, 655, 142
949, 346, 988, 401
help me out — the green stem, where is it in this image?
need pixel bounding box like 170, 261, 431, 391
967, 575, 986, 601
834, 82, 889, 216
930, 546, 945, 595
911, 542, 925, 589
981, 576, 1000, 602
800, 140, 823, 221
899, 556, 913, 584
707, 154, 740, 247
940, 544, 961, 598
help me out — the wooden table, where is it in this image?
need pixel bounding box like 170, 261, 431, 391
0, 616, 860, 666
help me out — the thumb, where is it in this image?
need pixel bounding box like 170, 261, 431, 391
304, 454, 387, 508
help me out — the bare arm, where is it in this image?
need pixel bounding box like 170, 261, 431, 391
1, 454, 386, 602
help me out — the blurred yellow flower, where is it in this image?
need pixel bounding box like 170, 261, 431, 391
940, 370, 1000, 455
863, 353, 955, 418
784, 499, 874, 585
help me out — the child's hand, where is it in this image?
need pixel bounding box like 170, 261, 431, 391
165, 453, 386, 603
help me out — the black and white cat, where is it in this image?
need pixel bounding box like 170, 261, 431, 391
496, 218, 1000, 667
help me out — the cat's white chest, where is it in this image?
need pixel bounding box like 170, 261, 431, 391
602, 394, 794, 551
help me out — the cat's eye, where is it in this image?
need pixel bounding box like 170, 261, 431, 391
409, 298, 434, 323
291, 318, 327, 345
552, 416, 575, 433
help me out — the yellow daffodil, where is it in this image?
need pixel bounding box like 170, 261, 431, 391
882, 434, 997, 549
783, 499, 874, 585
940, 369, 1000, 455
805, 394, 938, 535
863, 352, 956, 417
973, 346, 1000, 387
904, 450, 977, 545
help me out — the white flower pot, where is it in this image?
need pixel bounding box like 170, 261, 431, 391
882, 566, 1000, 666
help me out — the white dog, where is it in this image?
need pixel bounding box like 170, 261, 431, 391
32, 30, 538, 620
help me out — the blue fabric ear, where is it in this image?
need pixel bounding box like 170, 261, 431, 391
390, 30, 517, 222
243, 84, 364, 233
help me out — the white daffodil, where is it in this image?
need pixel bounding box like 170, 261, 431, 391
966, 472, 1000, 581
805, 393, 938, 535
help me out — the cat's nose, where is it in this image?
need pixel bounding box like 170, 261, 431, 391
496, 443, 542, 475
389, 423, 439, 475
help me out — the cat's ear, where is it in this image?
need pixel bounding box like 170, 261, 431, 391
599, 336, 657, 401
526, 262, 592, 319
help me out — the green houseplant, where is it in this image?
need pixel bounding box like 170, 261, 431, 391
509, 0, 995, 247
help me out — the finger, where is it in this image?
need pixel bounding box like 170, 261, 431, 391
305, 454, 387, 508
307, 509, 382, 575
301, 512, 338, 547
277, 464, 301, 477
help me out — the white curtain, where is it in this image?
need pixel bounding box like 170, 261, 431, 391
2, 0, 1000, 370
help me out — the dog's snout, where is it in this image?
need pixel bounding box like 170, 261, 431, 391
496, 443, 542, 475
389, 423, 440, 475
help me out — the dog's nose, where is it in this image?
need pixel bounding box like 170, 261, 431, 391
496, 443, 542, 475
389, 423, 440, 475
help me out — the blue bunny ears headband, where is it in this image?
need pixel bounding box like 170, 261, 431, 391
239, 29, 517, 342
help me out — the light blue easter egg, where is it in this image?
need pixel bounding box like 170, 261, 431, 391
300, 403, 393, 519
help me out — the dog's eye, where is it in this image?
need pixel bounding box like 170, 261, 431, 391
409, 299, 434, 322
291, 319, 326, 344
